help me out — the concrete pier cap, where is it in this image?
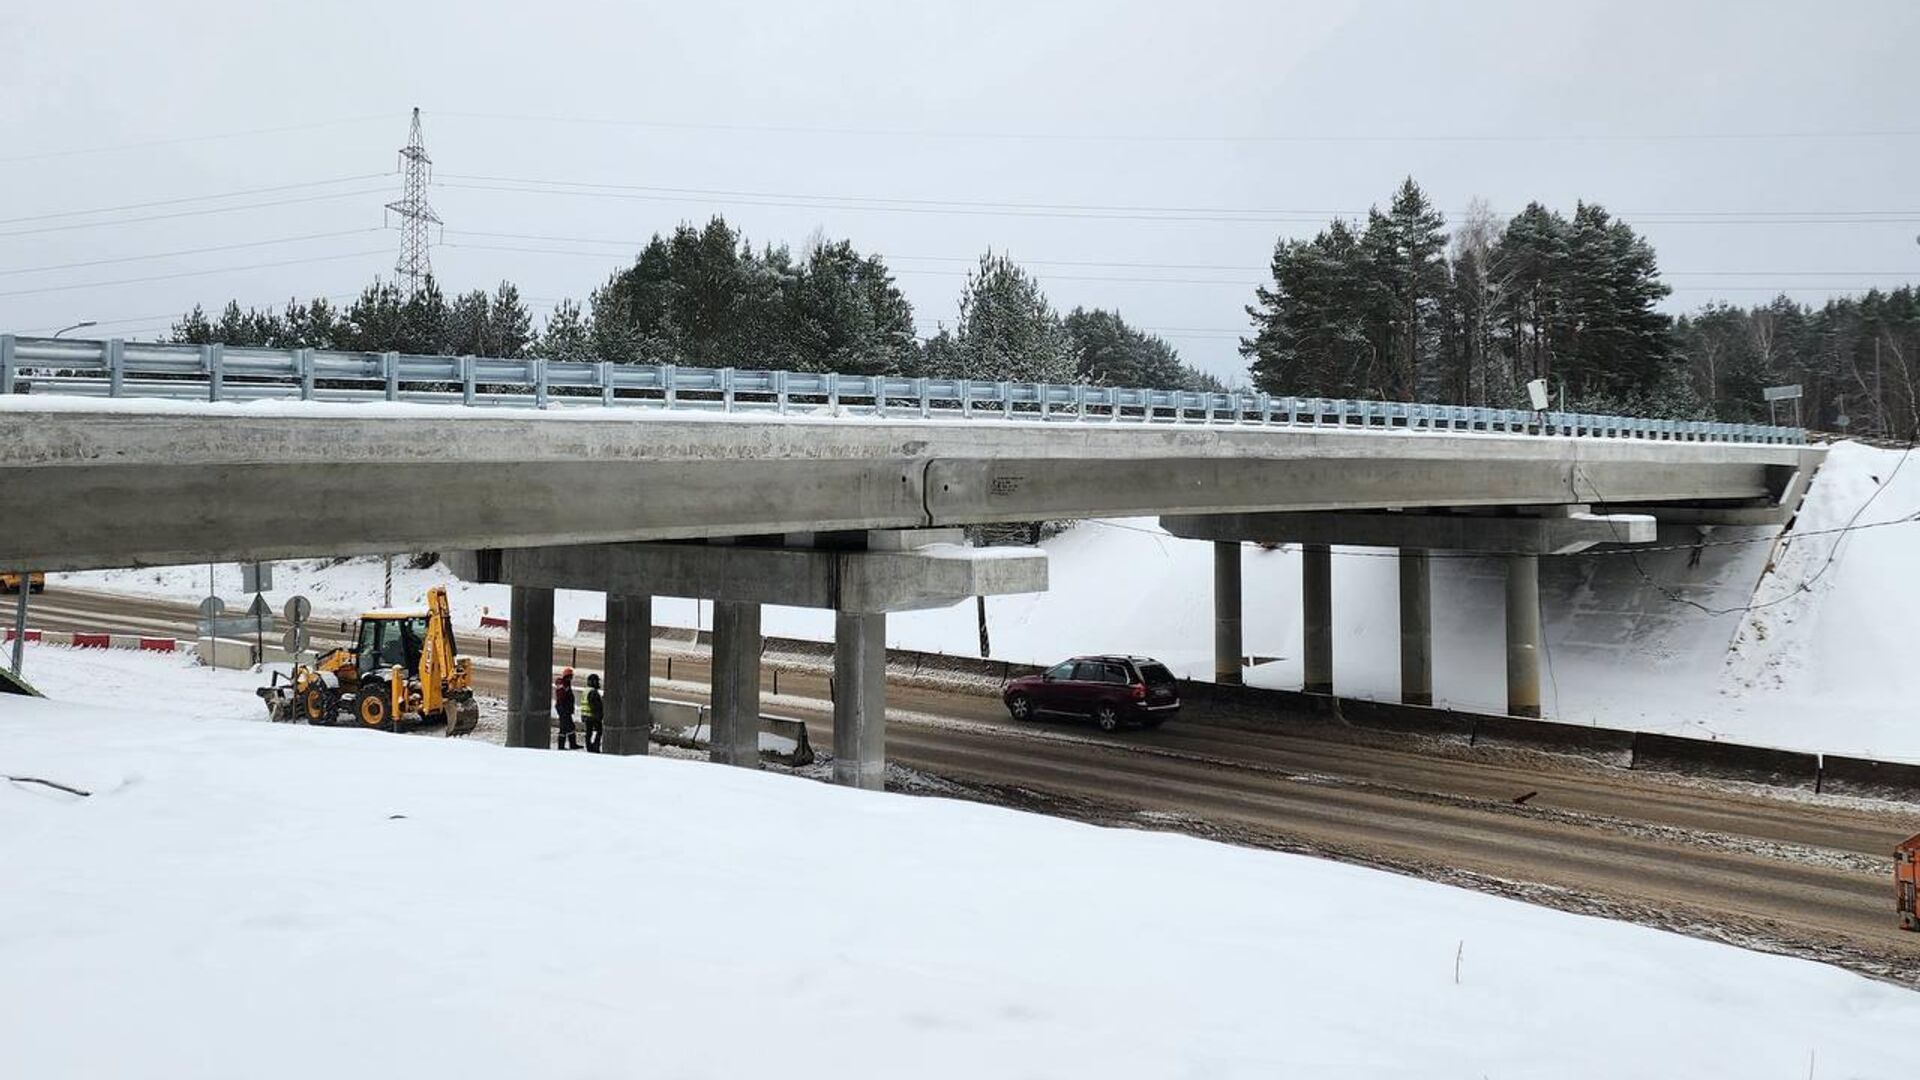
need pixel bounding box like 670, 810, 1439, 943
451, 528, 1046, 612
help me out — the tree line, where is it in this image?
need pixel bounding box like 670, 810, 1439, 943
1241, 177, 1917, 437
168, 216, 1222, 393
168, 193, 1917, 435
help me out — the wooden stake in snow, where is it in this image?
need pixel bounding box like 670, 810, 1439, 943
1454, 940, 1464, 985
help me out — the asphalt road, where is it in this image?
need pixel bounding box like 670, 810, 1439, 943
20, 586, 1920, 984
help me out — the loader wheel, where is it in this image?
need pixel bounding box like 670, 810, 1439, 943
300, 687, 337, 726
356, 686, 390, 728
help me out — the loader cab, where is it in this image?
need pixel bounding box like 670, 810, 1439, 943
355, 612, 429, 676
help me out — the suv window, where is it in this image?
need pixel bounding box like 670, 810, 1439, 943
1046, 661, 1076, 681
1138, 662, 1176, 687
1071, 660, 1109, 682
1101, 662, 1131, 684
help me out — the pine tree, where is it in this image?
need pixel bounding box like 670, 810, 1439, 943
1360, 178, 1449, 400
1065, 307, 1219, 390
533, 299, 593, 361
932, 253, 1074, 383
1242, 218, 1377, 396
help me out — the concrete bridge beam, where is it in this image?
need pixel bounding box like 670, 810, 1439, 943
506, 585, 555, 749
832, 611, 888, 790
602, 593, 651, 756
1213, 541, 1243, 686
1302, 543, 1333, 695
1505, 554, 1543, 718
709, 601, 763, 769
1399, 549, 1433, 707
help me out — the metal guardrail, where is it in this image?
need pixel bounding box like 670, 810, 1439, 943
0, 335, 1806, 444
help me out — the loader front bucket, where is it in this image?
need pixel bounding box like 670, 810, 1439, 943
444, 694, 480, 738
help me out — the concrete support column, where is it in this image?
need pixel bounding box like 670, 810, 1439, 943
832, 611, 888, 790
603, 593, 652, 756
1301, 543, 1333, 695
709, 601, 762, 768
1213, 541, 1243, 686
1504, 553, 1542, 719
505, 585, 555, 749
1398, 549, 1433, 707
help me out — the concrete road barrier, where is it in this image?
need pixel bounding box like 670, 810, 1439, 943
1817, 755, 1920, 802
1631, 732, 1820, 790
646, 698, 815, 766
1471, 715, 1637, 765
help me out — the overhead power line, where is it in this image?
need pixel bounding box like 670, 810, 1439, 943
0, 228, 385, 278
0, 172, 392, 227
0, 188, 391, 239
0, 249, 388, 299
436, 174, 1920, 228
436, 109, 1920, 146
0, 114, 389, 166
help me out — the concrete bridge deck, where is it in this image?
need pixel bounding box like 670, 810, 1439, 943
0, 395, 1816, 572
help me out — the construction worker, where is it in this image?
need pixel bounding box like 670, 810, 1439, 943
581, 673, 604, 753
553, 667, 579, 750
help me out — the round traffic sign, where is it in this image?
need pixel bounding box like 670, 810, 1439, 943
197, 595, 225, 619
283, 595, 312, 625
281, 627, 310, 655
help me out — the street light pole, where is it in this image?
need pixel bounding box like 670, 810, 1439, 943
52, 321, 96, 338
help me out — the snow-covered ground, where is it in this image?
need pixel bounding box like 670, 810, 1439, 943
3, 647, 1916, 1078
56, 441, 1920, 761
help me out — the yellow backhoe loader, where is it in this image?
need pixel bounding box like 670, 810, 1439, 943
258, 585, 479, 736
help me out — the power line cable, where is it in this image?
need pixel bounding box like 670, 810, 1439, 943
0, 249, 389, 299
0, 228, 385, 278
437, 174, 1920, 227
0, 188, 391, 239
434, 109, 1920, 145
0, 172, 393, 227
0, 115, 389, 165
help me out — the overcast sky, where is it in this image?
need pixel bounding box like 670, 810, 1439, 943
3, 0, 1915, 381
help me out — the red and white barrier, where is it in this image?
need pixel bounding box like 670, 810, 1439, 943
4, 629, 189, 653
478, 614, 509, 630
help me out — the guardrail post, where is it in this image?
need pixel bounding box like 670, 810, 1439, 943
919, 377, 931, 419
774, 369, 787, 414
460, 356, 476, 406
383, 351, 399, 401
960, 378, 973, 419
600, 360, 615, 407
533, 358, 549, 408
205, 343, 223, 402
721, 367, 735, 412
1038, 383, 1051, 421
998, 380, 1010, 417
107, 338, 126, 397
0, 334, 14, 395
662, 364, 676, 409
296, 347, 314, 400
873, 376, 887, 418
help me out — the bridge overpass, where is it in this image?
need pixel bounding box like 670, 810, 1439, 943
1, 335, 1822, 786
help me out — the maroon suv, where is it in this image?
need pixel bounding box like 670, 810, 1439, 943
1003, 655, 1180, 731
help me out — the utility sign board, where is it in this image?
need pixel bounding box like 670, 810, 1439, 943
1762, 384, 1803, 402
199, 614, 275, 638
241, 561, 274, 594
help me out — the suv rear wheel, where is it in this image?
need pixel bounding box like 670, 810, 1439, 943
1095, 704, 1120, 733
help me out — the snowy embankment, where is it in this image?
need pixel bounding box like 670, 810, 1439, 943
59, 441, 1920, 761
3, 646, 1917, 1078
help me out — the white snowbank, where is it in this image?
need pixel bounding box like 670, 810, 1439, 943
2, 668, 1915, 1078
56, 442, 1920, 761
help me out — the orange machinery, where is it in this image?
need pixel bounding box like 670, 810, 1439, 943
1899, 834, 1920, 932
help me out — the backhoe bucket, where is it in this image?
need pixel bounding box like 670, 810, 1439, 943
444, 695, 480, 738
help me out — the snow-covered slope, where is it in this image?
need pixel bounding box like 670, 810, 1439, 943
57, 442, 1920, 760
2, 657, 1915, 1078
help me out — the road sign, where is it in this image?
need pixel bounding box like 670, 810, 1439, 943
247, 593, 272, 619
241, 561, 274, 594
283, 595, 311, 624
199, 614, 275, 638
197, 595, 225, 620
281, 627, 309, 655
1762, 384, 1803, 402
